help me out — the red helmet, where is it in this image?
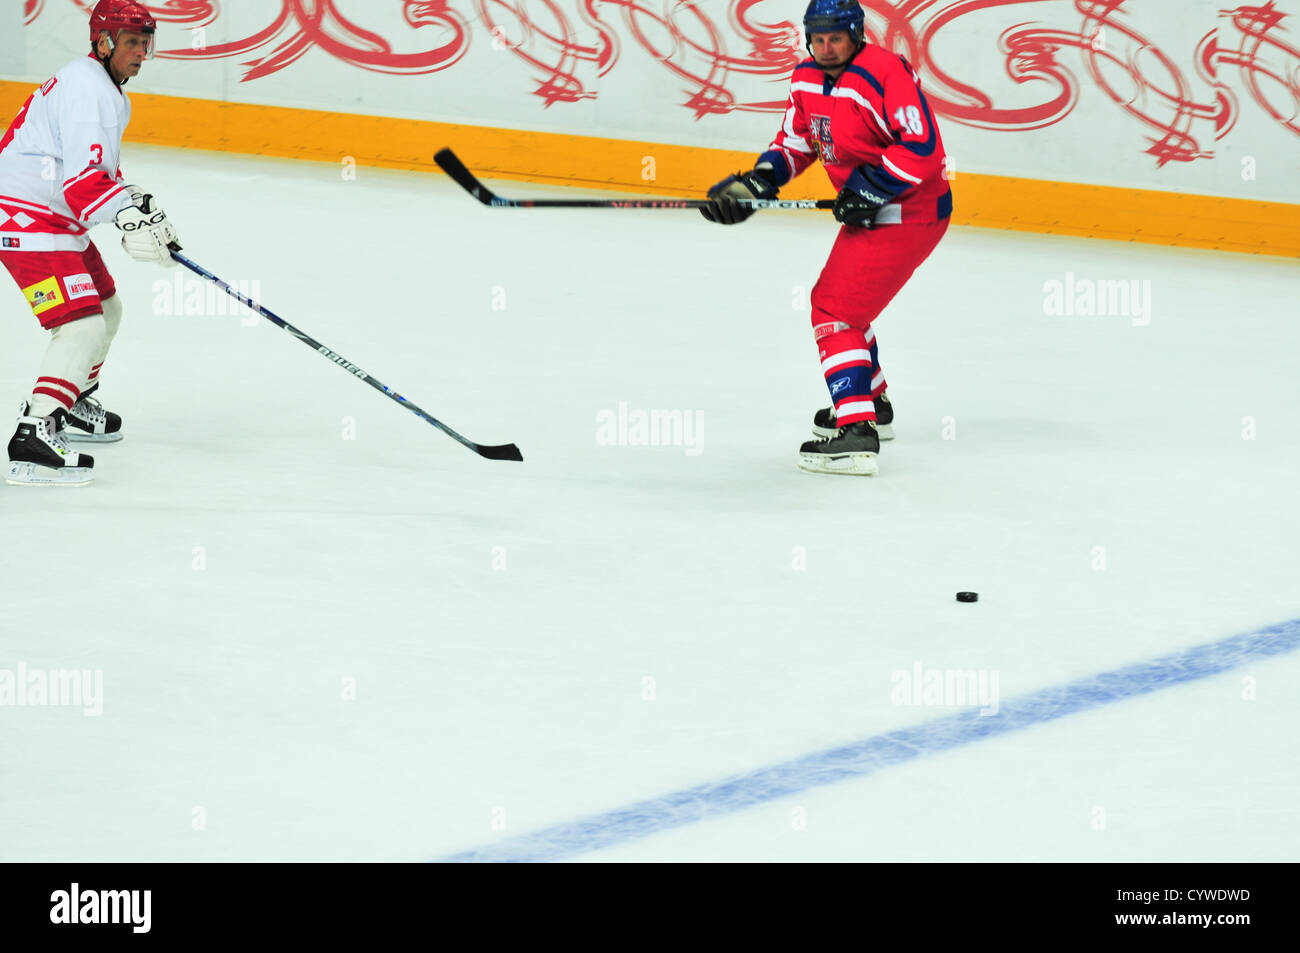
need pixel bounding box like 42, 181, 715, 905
89, 0, 157, 57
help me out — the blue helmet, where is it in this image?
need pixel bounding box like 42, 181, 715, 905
803, 0, 865, 44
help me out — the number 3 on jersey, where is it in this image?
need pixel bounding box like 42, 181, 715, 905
89, 144, 103, 164
894, 105, 924, 136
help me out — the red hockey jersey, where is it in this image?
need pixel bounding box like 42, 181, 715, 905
760, 45, 952, 225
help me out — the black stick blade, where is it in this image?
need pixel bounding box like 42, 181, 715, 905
435, 148, 496, 205
477, 442, 524, 462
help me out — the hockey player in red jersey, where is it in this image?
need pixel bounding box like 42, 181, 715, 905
701, 0, 951, 476
1, 0, 181, 486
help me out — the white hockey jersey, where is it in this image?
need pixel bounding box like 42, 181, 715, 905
0, 54, 136, 253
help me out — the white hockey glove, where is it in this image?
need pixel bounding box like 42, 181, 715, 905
115, 187, 180, 265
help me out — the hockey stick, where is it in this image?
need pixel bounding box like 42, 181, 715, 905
434, 148, 835, 211
169, 248, 523, 462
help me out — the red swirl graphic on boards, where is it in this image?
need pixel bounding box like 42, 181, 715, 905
1214, 2, 1300, 137
61, 0, 470, 78
473, 0, 803, 113
32, 1, 1300, 163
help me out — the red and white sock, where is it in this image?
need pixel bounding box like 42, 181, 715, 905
82, 294, 122, 393
28, 314, 108, 418
817, 325, 877, 427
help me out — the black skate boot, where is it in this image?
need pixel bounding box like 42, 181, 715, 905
813, 391, 894, 440
6, 405, 95, 486
65, 384, 123, 443
797, 420, 880, 476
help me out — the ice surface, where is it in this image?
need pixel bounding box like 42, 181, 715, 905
1, 146, 1297, 861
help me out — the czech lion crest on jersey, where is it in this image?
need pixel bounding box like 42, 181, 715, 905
809, 115, 837, 164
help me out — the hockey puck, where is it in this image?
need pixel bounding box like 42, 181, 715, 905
956, 591, 979, 603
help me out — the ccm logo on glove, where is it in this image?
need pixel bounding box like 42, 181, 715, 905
114, 189, 180, 265
116, 208, 167, 230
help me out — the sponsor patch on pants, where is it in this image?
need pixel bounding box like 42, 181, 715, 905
21, 275, 64, 315
64, 273, 97, 300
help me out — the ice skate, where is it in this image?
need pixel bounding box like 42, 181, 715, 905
65, 385, 123, 443
813, 391, 893, 440
797, 419, 880, 476
6, 406, 95, 486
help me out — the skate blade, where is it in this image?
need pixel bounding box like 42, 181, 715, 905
5, 461, 94, 486
813, 423, 893, 440
64, 430, 123, 443
797, 450, 879, 476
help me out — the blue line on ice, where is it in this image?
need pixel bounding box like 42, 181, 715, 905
440, 618, 1300, 862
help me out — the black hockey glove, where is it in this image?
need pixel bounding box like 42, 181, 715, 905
700, 164, 780, 225
833, 166, 897, 228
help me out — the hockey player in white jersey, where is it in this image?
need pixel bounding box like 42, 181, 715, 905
1, 0, 180, 486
